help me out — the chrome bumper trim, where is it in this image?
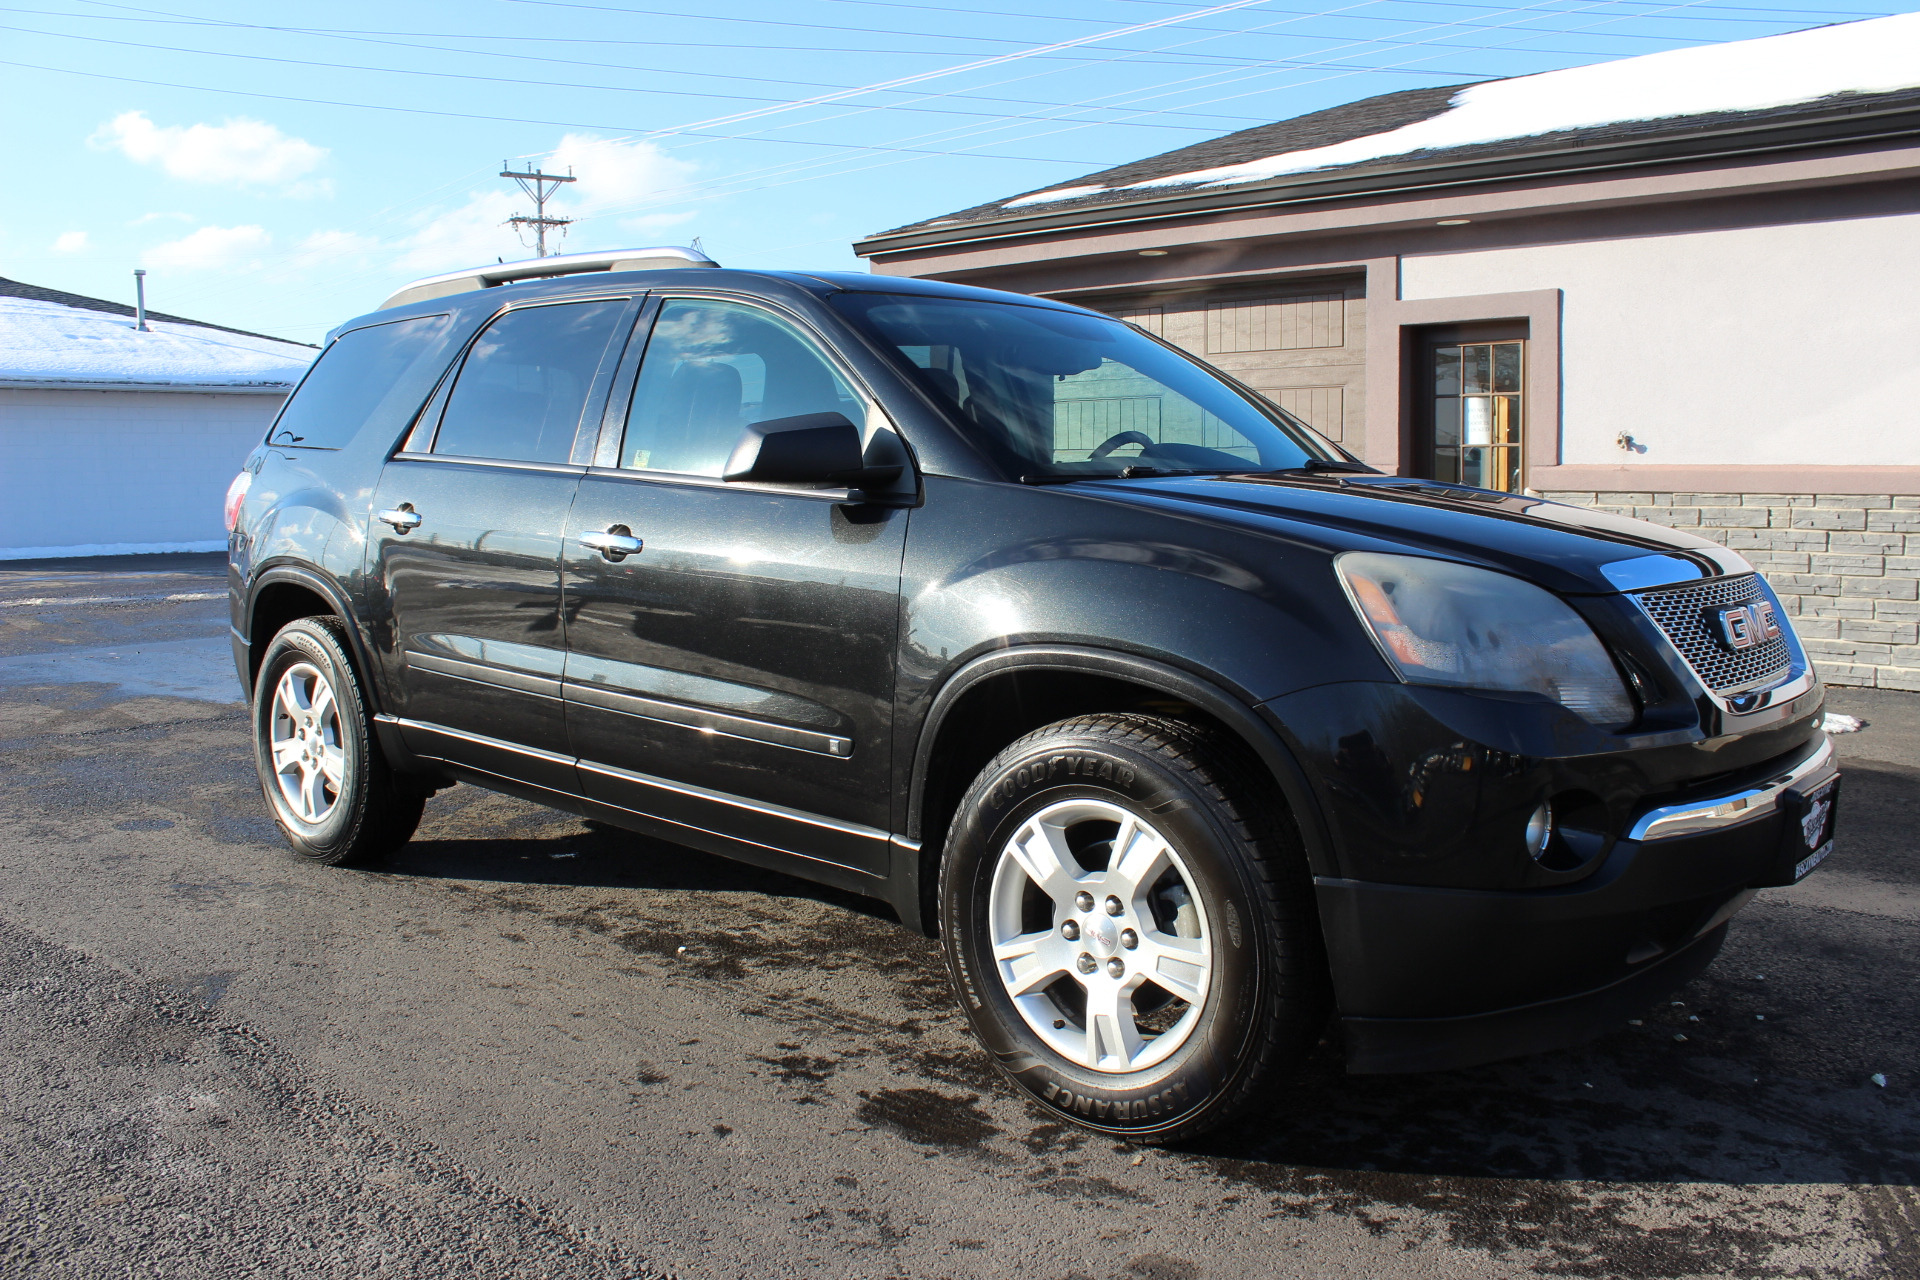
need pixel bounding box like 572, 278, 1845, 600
1626, 736, 1835, 843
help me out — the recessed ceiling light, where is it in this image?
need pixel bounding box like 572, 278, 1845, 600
1436, 218, 1472, 226
1138, 249, 1169, 257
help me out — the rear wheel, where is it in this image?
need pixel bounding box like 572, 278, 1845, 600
938, 714, 1327, 1143
251, 617, 423, 866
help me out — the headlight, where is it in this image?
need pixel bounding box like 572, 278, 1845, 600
1336, 551, 1634, 728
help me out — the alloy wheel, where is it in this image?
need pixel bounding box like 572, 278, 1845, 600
987, 798, 1212, 1073
268, 661, 346, 825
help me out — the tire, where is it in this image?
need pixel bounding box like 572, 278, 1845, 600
938, 713, 1328, 1143
251, 616, 424, 866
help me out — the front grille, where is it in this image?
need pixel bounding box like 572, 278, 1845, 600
1633, 574, 1793, 694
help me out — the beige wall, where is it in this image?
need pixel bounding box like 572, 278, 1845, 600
1400, 210, 1920, 469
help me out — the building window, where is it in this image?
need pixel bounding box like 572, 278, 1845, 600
1432, 340, 1523, 491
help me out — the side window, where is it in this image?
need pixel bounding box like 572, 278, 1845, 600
432, 300, 627, 465
268, 313, 455, 450
621, 298, 865, 476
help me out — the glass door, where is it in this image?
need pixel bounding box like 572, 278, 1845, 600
1432, 340, 1523, 492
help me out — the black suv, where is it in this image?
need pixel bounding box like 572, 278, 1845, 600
227, 248, 1838, 1142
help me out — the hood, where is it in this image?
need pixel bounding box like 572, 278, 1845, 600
1074, 472, 1748, 596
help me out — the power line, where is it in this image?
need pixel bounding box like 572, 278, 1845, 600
0, 56, 1122, 164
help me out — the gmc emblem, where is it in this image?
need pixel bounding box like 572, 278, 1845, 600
1709, 600, 1781, 651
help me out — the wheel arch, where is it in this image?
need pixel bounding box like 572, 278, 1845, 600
244, 564, 374, 708
897, 645, 1335, 935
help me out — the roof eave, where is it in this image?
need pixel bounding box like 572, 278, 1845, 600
854, 101, 1920, 257
0, 377, 297, 394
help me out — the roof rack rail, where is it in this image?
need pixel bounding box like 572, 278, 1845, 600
379, 246, 719, 311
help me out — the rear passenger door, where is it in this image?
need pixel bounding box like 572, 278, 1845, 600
366, 295, 637, 792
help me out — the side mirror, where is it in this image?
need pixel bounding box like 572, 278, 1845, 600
722, 412, 903, 487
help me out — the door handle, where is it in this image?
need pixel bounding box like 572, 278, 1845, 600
578, 526, 643, 561
376, 504, 422, 532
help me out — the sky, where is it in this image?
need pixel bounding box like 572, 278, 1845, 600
7, 0, 1912, 343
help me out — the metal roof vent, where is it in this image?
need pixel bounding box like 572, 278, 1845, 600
379, 245, 720, 311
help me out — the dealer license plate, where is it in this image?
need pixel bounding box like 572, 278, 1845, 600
1791, 778, 1839, 882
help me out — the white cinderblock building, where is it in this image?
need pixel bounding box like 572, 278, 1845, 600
0, 277, 314, 559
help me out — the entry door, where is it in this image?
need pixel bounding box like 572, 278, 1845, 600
1423, 328, 1526, 492
367, 295, 634, 790
561, 296, 907, 873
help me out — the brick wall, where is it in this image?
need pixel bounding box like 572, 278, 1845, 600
1538, 491, 1920, 691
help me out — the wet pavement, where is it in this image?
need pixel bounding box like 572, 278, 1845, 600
1, 552, 1916, 1279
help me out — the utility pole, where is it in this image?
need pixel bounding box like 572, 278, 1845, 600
132, 268, 149, 332
500, 161, 576, 258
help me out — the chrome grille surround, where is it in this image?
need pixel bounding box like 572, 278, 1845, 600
1632, 573, 1794, 696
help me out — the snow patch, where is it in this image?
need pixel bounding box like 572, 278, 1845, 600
1121, 13, 1920, 192
0, 296, 313, 388
1001, 184, 1111, 210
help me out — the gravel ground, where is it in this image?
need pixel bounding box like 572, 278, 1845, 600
0, 552, 1916, 1279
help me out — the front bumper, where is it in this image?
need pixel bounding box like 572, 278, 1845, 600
1320, 737, 1839, 1074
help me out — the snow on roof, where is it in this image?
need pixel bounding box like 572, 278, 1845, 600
0, 294, 315, 392
1006, 12, 1920, 207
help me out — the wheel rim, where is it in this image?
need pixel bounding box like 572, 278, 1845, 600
267, 661, 346, 825
988, 798, 1213, 1074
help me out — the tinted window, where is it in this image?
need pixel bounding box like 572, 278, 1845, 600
621, 299, 865, 476
432, 300, 627, 464
267, 314, 455, 450
831, 293, 1340, 480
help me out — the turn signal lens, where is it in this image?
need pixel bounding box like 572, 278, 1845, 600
1336, 551, 1635, 728
223, 470, 252, 532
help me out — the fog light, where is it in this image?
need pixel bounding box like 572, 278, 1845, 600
1525, 802, 1554, 861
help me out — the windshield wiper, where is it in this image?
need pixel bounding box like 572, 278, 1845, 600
1017, 466, 1197, 484
1292, 458, 1375, 474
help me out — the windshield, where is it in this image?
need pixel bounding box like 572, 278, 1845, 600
831, 292, 1346, 479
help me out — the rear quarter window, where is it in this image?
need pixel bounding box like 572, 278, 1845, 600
266, 313, 458, 450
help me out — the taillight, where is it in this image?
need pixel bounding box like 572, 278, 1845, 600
223, 470, 252, 532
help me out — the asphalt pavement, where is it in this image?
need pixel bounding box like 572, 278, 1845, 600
1, 552, 1916, 1279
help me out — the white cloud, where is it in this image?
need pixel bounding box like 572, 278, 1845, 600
52, 231, 89, 254
549, 133, 695, 216
129, 211, 195, 227
92, 111, 328, 195
397, 135, 695, 274
146, 224, 273, 272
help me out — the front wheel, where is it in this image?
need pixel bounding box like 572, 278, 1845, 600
938, 714, 1327, 1143
251, 616, 423, 866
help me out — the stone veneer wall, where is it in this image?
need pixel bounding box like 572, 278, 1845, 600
1536, 491, 1920, 691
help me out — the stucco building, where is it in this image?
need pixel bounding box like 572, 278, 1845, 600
854, 15, 1920, 689
0, 277, 314, 559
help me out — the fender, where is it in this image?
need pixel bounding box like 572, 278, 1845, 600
896, 643, 1338, 932
244, 560, 381, 712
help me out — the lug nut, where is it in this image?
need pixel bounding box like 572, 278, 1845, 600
1075, 891, 1095, 912
1077, 953, 1097, 974
1120, 928, 1138, 950
1106, 958, 1125, 978
1060, 920, 1080, 941
1104, 895, 1123, 916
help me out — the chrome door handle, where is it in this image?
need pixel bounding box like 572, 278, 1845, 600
376, 505, 422, 532
578, 526, 643, 560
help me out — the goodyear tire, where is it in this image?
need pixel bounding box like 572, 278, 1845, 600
938, 713, 1327, 1143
